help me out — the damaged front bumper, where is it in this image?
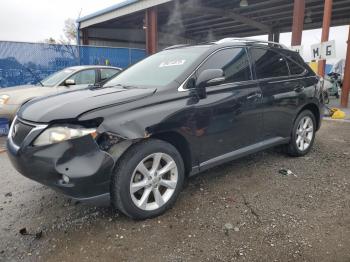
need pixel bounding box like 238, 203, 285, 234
6, 118, 115, 200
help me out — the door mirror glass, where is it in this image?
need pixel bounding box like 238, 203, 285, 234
196, 69, 225, 89
65, 79, 75, 86
195, 69, 224, 99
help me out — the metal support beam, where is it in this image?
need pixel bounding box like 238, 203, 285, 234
82, 29, 89, 45
291, 0, 305, 46
268, 33, 273, 41
318, 0, 333, 77
184, 6, 272, 34
145, 7, 158, 55
340, 25, 350, 108
274, 31, 280, 43
268, 30, 280, 42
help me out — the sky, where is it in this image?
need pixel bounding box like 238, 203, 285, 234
0, 0, 348, 63
0, 0, 124, 42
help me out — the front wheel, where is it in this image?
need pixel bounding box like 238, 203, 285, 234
110, 139, 185, 220
286, 110, 316, 157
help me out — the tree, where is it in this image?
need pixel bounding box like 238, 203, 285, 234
63, 18, 77, 44
44, 37, 57, 44
44, 18, 77, 45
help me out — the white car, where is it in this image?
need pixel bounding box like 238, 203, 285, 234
0, 66, 121, 121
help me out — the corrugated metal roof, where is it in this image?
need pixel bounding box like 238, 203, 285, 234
77, 0, 138, 23
78, 0, 350, 40
77, 0, 174, 28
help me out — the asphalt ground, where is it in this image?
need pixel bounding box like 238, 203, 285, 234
0, 119, 349, 262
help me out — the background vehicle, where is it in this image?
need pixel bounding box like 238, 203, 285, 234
0, 66, 121, 121
323, 72, 342, 104
7, 38, 323, 220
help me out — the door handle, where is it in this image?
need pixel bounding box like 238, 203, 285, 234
247, 93, 262, 100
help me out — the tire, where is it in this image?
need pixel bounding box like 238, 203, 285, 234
324, 93, 330, 104
286, 110, 316, 157
110, 139, 185, 220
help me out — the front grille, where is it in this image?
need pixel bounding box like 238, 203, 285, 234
12, 119, 34, 146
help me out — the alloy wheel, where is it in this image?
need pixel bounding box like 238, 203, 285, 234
296, 116, 314, 151
129, 153, 178, 211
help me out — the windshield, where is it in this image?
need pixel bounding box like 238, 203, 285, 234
105, 47, 209, 88
41, 68, 76, 87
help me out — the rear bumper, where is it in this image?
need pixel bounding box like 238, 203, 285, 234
6, 126, 115, 199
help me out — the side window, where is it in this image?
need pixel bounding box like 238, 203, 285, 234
287, 59, 306, 75
70, 69, 96, 85
100, 68, 120, 81
250, 48, 289, 79
197, 48, 251, 83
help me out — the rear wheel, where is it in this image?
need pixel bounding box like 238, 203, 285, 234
111, 139, 184, 220
286, 110, 316, 157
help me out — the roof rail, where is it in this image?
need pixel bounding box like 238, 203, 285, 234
163, 44, 191, 50
215, 38, 288, 49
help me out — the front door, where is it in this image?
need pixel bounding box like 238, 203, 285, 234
57, 69, 97, 92
192, 47, 263, 165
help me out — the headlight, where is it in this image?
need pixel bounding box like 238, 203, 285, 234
33, 126, 97, 146
0, 95, 10, 105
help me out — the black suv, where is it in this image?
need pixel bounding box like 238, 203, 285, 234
7, 38, 323, 219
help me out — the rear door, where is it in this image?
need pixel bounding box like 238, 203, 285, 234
249, 47, 303, 139
193, 47, 263, 165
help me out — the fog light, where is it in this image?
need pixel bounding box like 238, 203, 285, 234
62, 175, 70, 184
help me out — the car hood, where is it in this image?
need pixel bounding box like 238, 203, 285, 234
18, 87, 156, 123
0, 85, 56, 105
0, 84, 35, 91
0, 85, 39, 97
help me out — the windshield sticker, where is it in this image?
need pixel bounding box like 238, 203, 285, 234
159, 59, 186, 68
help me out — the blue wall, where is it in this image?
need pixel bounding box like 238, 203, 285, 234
0, 41, 146, 88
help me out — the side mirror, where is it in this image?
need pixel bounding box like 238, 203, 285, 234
195, 69, 225, 99
65, 79, 75, 86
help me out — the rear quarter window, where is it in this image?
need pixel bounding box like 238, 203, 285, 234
101, 68, 120, 81
287, 59, 307, 75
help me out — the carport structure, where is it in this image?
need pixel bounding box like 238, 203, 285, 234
77, 0, 350, 107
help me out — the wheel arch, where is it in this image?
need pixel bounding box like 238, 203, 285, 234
150, 131, 192, 177
297, 103, 321, 131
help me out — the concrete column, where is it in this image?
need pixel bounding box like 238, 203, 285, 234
318, 0, 333, 77
291, 0, 305, 46
340, 26, 350, 108
145, 7, 158, 55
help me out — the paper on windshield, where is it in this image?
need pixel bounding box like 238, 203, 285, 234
159, 60, 186, 68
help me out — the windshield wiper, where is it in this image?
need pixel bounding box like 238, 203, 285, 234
88, 83, 103, 89
22, 66, 44, 86
103, 84, 138, 89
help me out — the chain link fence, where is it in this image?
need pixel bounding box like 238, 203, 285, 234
0, 41, 146, 88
